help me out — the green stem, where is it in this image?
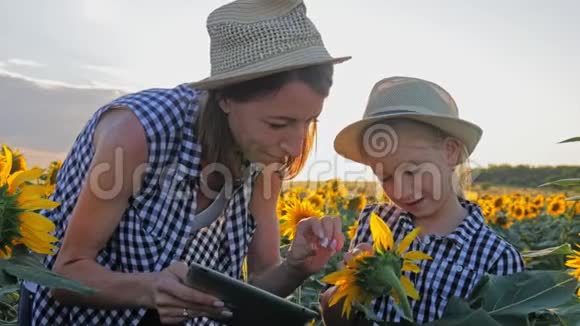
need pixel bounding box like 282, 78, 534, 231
383, 266, 413, 321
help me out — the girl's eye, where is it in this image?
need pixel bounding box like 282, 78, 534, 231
268, 122, 287, 129
382, 176, 392, 183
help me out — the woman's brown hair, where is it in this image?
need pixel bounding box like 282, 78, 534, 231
195, 64, 334, 180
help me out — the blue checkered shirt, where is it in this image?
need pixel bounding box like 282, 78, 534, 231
32, 84, 260, 325
350, 200, 524, 324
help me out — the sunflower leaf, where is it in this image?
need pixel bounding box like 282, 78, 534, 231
481, 271, 577, 325
424, 296, 501, 326
521, 244, 573, 259
539, 178, 580, 188
535, 297, 580, 326
0, 284, 19, 297
558, 137, 580, 144
0, 254, 95, 295
0, 267, 17, 286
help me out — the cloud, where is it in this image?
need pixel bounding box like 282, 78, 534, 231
6, 58, 45, 68
81, 64, 129, 78
0, 71, 126, 159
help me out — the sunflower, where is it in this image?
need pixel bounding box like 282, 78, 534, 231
480, 202, 498, 224
290, 186, 312, 200
575, 202, 580, 216
547, 199, 566, 217
0, 145, 59, 258
492, 196, 504, 210
347, 220, 359, 240
525, 205, 540, 219
307, 193, 325, 209
565, 245, 580, 297
508, 204, 526, 221
279, 197, 323, 240
531, 194, 544, 208
45, 160, 63, 186
322, 213, 431, 320
347, 194, 367, 212
1, 146, 27, 174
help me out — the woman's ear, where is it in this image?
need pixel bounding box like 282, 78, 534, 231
219, 98, 231, 115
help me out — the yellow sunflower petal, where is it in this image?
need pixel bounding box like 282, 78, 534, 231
0, 145, 13, 185
7, 167, 44, 193
13, 236, 57, 255
370, 212, 393, 252
328, 285, 350, 307
402, 261, 421, 273
402, 250, 432, 261
15, 184, 50, 200
321, 269, 354, 285
19, 211, 56, 232
340, 286, 362, 319
397, 227, 422, 255
17, 197, 60, 211
400, 276, 420, 300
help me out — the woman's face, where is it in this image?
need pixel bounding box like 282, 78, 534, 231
220, 81, 325, 165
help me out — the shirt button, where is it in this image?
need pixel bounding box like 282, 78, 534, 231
454, 265, 464, 272
423, 237, 430, 245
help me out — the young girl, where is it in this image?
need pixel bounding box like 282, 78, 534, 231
321, 76, 524, 324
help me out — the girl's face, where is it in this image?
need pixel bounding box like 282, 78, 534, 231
220, 81, 325, 166
366, 121, 461, 218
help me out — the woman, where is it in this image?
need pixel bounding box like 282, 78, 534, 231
28, 0, 350, 325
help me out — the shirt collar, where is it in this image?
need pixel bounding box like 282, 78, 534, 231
397, 199, 485, 249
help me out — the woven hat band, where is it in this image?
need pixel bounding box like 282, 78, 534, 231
208, 4, 324, 76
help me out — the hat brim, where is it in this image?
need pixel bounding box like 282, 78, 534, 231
334, 112, 483, 164
190, 46, 351, 90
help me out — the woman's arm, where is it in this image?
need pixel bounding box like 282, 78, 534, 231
50, 109, 226, 323
51, 108, 154, 308
245, 166, 301, 295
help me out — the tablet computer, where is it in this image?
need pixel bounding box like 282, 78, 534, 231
185, 261, 320, 326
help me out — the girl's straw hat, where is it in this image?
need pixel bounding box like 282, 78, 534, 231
334, 76, 482, 163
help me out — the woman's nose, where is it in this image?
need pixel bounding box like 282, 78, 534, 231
280, 125, 306, 158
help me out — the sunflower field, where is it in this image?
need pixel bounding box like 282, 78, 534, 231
2, 140, 580, 325
277, 178, 580, 325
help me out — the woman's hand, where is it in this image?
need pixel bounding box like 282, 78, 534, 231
286, 216, 345, 276
151, 262, 233, 324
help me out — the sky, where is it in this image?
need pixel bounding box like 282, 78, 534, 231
1, 0, 579, 181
